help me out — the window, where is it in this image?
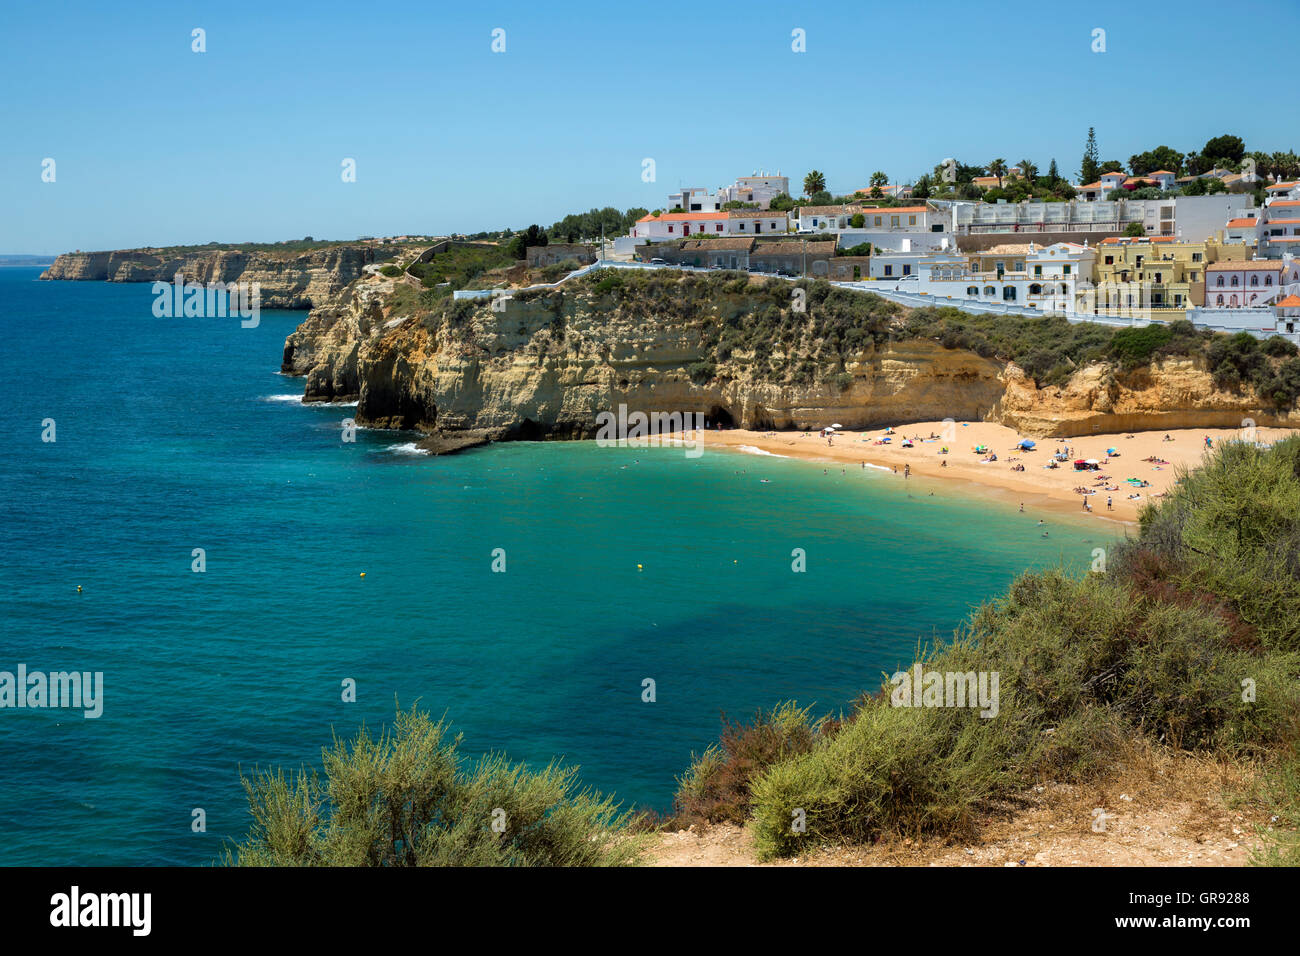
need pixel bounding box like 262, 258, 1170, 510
903, 264, 912, 276
1061, 283, 1069, 294
908, 215, 917, 225
890, 216, 900, 228
1192, 252, 1203, 262
1231, 275, 1239, 286
669, 226, 674, 233
1014, 262, 1024, 272
1251, 274, 1259, 286
1029, 283, 1042, 295
984, 286, 995, 296
1216, 276, 1225, 287
1063, 265, 1071, 275
967, 286, 979, 296
1003, 286, 1017, 301
1034, 265, 1043, 276
1216, 295, 1224, 306
884, 265, 893, 276
874, 216, 882, 226
716, 225, 723, 232
738, 223, 745, 231
1105, 255, 1114, 265
1266, 275, 1274, 286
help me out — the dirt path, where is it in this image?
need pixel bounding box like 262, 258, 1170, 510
648, 749, 1266, 867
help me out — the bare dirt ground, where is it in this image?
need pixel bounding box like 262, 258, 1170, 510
647, 746, 1268, 867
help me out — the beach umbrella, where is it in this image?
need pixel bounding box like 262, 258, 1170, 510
1107, 447, 1117, 455
1085, 458, 1100, 465
831, 424, 842, 429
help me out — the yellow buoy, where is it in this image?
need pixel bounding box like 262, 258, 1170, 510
359, 572, 366, 578
637, 564, 643, 571
76, 585, 82, 592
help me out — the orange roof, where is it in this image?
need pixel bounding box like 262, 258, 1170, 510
1265, 218, 1300, 225
1226, 218, 1259, 228
1277, 295, 1300, 308
859, 205, 929, 214
1205, 260, 1285, 271
1266, 181, 1298, 190
636, 212, 726, 223
1079, 181, 1104, 189
1148, 170, 1175, 175
1272, 200, 1300, 207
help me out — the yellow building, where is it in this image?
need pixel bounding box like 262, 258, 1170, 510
1089, 235, 1249, 321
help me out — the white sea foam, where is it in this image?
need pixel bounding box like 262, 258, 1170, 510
736, 445, 788, 458
386, 442, 430, 456
261, 394, 358, 407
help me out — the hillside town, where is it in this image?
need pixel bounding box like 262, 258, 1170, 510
599, 163, 1300, 342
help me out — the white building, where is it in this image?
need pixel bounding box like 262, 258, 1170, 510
1259, 198, 1300, 259
909, 242, 1097, 312
667, 187, 721, 213
953, 195, 1251, 243
1202, 259, 1291, 309
629, 209, 787, 240
718, 172, 789, 209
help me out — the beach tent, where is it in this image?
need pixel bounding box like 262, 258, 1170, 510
1074, 459, 1089, 470
1106, 447, 1118, 456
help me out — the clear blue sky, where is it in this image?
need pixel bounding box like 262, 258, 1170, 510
1, 0, 1286, 254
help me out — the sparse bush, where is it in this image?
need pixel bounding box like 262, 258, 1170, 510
223, 708, 644, 867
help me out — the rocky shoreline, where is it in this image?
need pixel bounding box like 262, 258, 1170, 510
278, 269, 1300, 452
40, 243, 406, 309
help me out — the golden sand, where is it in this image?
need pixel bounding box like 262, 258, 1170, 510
671, 423, 1298, 525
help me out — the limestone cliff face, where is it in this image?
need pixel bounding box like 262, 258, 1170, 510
40, 245, 400, 309
999, 360, 1300, 436
281, 273, 1299, 445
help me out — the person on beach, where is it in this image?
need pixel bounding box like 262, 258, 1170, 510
1019, 503, 1024, 512
903, 464, 910, 479
1107, 496, 1113, 511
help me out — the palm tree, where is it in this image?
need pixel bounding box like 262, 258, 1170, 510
989, 158, 1008, 188
869, 170, 888, 188
1018, 159, 1037, 185
803, 170, 826, 197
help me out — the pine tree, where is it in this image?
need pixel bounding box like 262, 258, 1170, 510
1080, 128, 1100, 185
1048, 158, 1060, 185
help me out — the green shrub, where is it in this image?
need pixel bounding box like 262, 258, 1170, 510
743, 440, 1300, 858
379, 264, 403, 278
223, 708, 643, 866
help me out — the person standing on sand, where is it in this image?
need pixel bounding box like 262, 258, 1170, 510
904, 464, 910, 479
1107, 496, 1113, 511
1019, 503, 1024, 512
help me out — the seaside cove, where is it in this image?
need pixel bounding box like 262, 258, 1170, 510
0, 268, 1113, 864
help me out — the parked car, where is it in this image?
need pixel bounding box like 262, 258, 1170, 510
649, 257, 666, 264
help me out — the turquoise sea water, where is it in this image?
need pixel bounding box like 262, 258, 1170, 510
0, 267, 1116, 865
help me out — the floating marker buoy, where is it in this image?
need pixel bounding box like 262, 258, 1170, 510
637, 564, 643, 571
76, 585, 82, 592
359, 572, 366, 578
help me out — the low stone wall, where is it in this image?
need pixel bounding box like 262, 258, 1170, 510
526, 243, 597, 267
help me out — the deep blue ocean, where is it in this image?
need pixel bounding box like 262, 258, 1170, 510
0, 266, 1114, 865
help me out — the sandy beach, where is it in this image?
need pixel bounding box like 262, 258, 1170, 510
668, 422, 1299, 525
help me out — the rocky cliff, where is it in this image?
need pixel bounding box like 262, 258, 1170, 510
40, 244, 405, 309
280, 271, 1300, 449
